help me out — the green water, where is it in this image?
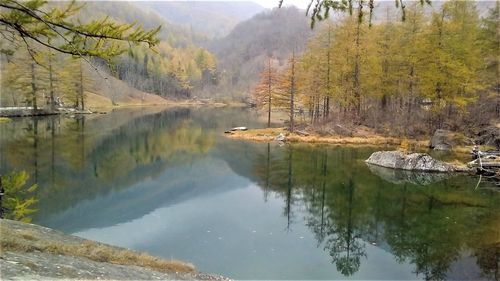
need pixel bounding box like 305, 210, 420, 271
0, 107, 498, 280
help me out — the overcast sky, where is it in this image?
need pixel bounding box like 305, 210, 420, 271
146, 0, 310, 9
251, 0, 309, 9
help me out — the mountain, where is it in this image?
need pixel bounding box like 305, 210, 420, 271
76, 2, 220, 100
209, 6, 315, 98
141, 1, 265, 39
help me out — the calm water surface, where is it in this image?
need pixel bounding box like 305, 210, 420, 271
1, 107, 498, 280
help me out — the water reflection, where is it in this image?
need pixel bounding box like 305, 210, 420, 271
0, 108, 250, 221
248, 144, 499, 280
0, 108, 498, 280
366, 164, 454, 186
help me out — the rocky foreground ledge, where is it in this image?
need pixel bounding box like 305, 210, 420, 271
365, 151, 470, 172
0, 219, 230, 280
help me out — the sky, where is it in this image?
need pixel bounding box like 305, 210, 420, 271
143, 0, 311, 9
251, 0, 309, 9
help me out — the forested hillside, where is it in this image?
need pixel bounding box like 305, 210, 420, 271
252, 1, 499, 136
76, 2, 220, 100
211, 7, 314, 99
142, 1, 265, 39
0, 1, 220, 108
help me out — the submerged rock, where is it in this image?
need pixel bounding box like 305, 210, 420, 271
365, 150, 468, 172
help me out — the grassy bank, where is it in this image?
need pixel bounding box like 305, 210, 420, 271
225, 127, 430, 147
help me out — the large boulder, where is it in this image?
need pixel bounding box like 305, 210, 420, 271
430, 129, 453, 150
332, 124, 353, 136
429, 129, 470, 150
365, 151, 467, 172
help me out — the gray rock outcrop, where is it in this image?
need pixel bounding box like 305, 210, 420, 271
429, 129, 470, 151
0, 219, 230, 281
430, 129, 454, 150
365, 150, 468, 172
332, 124, 353, 136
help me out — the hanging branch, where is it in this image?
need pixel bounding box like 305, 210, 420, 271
0, 0, 160, 60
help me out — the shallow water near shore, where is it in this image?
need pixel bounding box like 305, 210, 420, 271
1, 107, 498, 280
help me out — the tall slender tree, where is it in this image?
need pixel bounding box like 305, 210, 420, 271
276, 52, 298, 132
253, 57, 279, 127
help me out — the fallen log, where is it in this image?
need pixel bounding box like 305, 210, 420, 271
231, 127, 247, 131
468, 147, 500, 179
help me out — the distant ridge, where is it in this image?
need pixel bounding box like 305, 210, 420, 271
210, 6, 314, 98
141, 1, 265, 38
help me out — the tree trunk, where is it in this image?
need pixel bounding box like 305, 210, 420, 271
31, 62, 37, 111
289, 52, 296, 132
325, 24, 332, 119
49, 52, 55, 112
267, 58, 272, 128
353, 3, 363, 118
79, 60, 85, 111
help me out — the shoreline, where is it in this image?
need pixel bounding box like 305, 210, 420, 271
224, 127, 430, 147
225, 127, 480, 171
0, 101, 247, 118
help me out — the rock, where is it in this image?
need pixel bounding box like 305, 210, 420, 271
332, 124, 353, 137
430, 129, 453, 150
365, 150, 469, 172
275, 133, 286, 142
429, 129, 470, 151
0, 219, 228, 281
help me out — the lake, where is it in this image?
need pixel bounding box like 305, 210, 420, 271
1, 107, 498, 280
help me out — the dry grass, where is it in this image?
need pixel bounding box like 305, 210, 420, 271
0, 226, 194, 274
226, 127, 429, 147
19, 230, 38, 241
0, 117, 12, 122
84, 91, 114, 109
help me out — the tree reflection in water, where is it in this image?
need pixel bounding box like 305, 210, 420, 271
1, 108, 498, 280
324, 180, 366, 276
251, 143, 500, 280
